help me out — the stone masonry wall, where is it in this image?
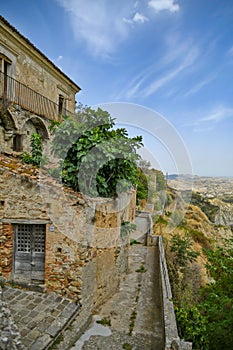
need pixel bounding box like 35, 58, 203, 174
0, 223, 13, 280
0, 155, 135, 310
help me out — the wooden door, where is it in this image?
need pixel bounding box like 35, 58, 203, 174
14, 224, 46, 284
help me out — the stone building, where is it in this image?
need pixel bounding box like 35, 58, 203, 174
0, 15, 80, 153
0, 155, 136, 308
0, 16, 136, 313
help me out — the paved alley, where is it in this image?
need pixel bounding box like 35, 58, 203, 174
70, 243, 164, 350
2, 287, 80, 349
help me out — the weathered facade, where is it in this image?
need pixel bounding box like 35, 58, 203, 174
0, 16, 137, 317
0, 155, 136, 310
0, 15, 81, 153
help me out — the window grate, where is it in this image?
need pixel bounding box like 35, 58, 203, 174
34, 224, 45, 252
16, 224, 46, 253
17, 224, 31, 252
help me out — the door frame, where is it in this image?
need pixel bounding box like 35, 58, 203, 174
12, 221, 48, 285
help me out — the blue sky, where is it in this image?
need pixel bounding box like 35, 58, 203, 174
2, 0, 233, 177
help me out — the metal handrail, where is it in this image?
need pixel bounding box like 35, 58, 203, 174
0, 71, 74, 120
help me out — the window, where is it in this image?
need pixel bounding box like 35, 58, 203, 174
58, 94, 64, 117
13, 134, 23, 152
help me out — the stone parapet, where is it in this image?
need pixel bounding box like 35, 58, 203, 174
147, 231, 192, 350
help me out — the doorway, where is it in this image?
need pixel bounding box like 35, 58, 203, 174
13, 224, 46, 284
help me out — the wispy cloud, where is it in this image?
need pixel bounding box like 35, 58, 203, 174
143, 47, 199, 97
201, 105, 233, 123
227, 46, 233, 57
56, 0, 180, 57
148, 0, 180, 13
117, 42, 199, 100
182, 105, 233, 132
184, 75, 215, 97
56, 0, 133, 57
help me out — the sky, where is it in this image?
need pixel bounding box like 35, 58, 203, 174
1, 0, 233, 177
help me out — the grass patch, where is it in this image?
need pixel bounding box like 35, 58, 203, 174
123, 343, 133, 350
130, 239, 141, 245
129, 310, 137, 335
136, 264, 147, 273
96, 317, 111, 327
49, 334, 64, 349
189, 228, 212, 249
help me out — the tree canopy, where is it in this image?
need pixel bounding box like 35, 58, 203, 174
50, 104, 143, 198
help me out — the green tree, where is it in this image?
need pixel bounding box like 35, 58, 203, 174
170, 232, 199, 269
51, 104, 143, 197
136, 167, 148, 202
175, 305, 208, 349
198, 237, 233, 349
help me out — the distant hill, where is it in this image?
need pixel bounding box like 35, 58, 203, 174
167, 174, 233, 197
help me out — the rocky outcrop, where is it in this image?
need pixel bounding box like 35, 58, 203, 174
213, 199, 233, 228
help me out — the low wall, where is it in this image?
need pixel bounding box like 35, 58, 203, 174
147, 232, 192, 350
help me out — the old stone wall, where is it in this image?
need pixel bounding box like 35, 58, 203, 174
0, 104, 51, 154
0, 155, 135, 310
0, 223, 13, 281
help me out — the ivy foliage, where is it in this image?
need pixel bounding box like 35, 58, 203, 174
22, 133, 43, 166
50, 104, 143, 197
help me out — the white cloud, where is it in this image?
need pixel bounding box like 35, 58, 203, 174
56, 0, 132, 57
133, 12, 149, 23
56, 0, 150, 57
201, 106, 233, 123
56, 0, 181, 57
148, 0, 179, 13
123, 12, 148, 24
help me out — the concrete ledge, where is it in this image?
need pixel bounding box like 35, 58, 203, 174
147, 228, 192, 350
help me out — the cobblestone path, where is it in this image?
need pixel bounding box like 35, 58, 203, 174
3, 287, 80, 349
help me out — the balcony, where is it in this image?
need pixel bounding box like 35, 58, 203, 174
0, 71, 74, 120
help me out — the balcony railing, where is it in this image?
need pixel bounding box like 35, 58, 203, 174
0, 71, 74, 120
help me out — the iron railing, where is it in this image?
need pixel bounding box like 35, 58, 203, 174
0, 71, 74, 120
